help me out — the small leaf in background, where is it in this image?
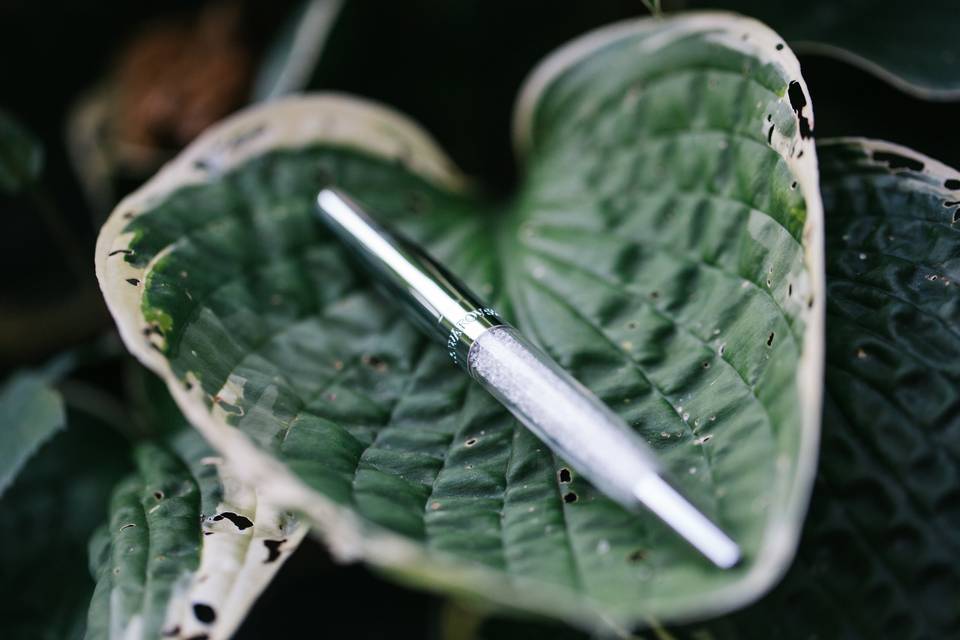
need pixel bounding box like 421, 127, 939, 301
95, 13, 824, 630
0, 372, 66, 496
0, 410, 130, 640
669, 0, 960, 99
0, 108, 43, 195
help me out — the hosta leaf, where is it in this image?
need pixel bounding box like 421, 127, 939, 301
474, 139, 960, 639
95, 13, 825, 629
672, 0, 960, 99
0, 372, 66, 496
1, 410, 129, 640
670, 139, 960, 638
86, 379, 307, 640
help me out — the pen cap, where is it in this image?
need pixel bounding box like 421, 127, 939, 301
316, 188, 503, 369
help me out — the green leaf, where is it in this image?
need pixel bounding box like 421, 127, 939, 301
95, 13, 824, 630
0, 372, 66, 496
0, 108, 44, 194
475, 139, 960, 639
86, 375, 308, 640
0, 411, 130, 640
671, 0, 960, 99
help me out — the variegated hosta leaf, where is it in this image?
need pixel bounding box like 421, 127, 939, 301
85, 393, 307, 640
475, 139, 960, 639
95, 13, 824, 629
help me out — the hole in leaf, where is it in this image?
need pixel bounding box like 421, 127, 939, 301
776, 43, 784, 50
193, 603, 216, 624
945, 178, 960, 190
212, 512, 253, 530
465, 438, 478, 447
264, 539, 287, 563
362, 354, 388, 373
563, 492, 578, 503
767, 332, 775, 347
558, 468, 572, 483
126, 278, 140, 286
153, 491, 164, 500
872, 150, 923, 171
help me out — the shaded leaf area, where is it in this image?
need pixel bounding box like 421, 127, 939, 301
474, 139, 960, 637
668, 0, 960, 98
0, 107, 43, 194
0, 411, 130, 640
99, 15, 819, 626
0, 372, 66, 495
87, 379, 305, 640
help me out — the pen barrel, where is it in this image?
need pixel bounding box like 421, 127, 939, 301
467, 325, 661, 508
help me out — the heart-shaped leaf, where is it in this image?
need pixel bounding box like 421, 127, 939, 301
473, 138, 960, 639
86, 377, 307, 640
96, 13, 824, 629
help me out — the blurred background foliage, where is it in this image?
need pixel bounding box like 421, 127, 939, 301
1, 1, 958, 637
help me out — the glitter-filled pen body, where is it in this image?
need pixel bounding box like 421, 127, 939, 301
315, 188, 741, 569
468, 325, 657, 507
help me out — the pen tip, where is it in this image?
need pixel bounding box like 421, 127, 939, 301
633, 473, 742, 570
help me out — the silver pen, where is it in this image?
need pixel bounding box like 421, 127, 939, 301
316, 188, 741, 569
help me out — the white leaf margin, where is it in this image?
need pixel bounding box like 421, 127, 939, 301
158, 457, 308, 640
95, 12, 825, 631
